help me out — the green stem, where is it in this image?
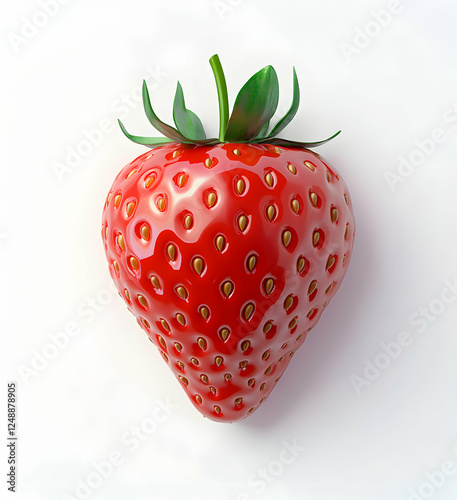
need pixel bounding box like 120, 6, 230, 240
209, 54, 229, 142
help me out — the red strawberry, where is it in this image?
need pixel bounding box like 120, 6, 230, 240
102, 55, 355, 422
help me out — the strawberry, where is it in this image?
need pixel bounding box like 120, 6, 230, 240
102, 55, 355, 422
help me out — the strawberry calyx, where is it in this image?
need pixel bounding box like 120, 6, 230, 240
118, 54, 340, 149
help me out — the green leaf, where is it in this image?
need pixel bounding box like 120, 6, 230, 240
118, 119, 174, 148
142, 80, 192, 143
173, 82, 206, 141
225, 65, 279, 142
267, 67, 300, 138
264, 130, 342, 148
255, 120, 270, 139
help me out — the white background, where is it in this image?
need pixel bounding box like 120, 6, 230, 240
1, 1, 457, 499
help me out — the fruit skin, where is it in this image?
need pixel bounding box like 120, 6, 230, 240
101, 141, 355, 423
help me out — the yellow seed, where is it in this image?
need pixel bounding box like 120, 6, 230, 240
207, 192, 217, 208
313, 231, 320, 246
343, 255, 346, 264
288, 163, 297, 175
264, 365, 272, 375
235, 397, 242, 405
140, 225, 150, 241
237, 215, 248, 232
201, 374, 208, 384
215, 235, 226, 252
130, 256, 139, 270
266, 205, 276, 221
331, 208, 339, 223
157, 198, 165, 211
275, 147, 281, 154
145, 175, 156, 188
210, 387, 216, 395
308, 280, 317, 295
240, 361, 248, 369
192, 257, 204, 275
344, 194, 349, 205
114, 194, 121, 208
326, 256, 335, 270
205, 158, 213, 168
142, 318, 150, 330
105, 225, 109, 239
196, 394, 202, 404
151, 275, 161, 289
325, 283, 333, 294
179, 376, 188, 386
279, 356, 284, 362
297, 257, 306, 274
200, 306, 209, 320
263, 321, 273, 334
191, 358, 199, 366
265, 172, 274, 187
138, 295, 147, 308
262, 350, 270, 360
175, 286, 188, 300
243, 303, 254, 320
126, 168, 137, 179
284, 295, 293, 311
167, 243, 177, 261
177, 361, 185, 370
219, 327, 230, 341
222, 281, 233, 297
106, 192, 112, 205
264, 278, 274, 295
344, 224, 349, 240
126, 201, 135, 217
160, 351, 169, 362
307, 308, 315, 318
282, 230, 292, 248
174, 342, 182, 352
177, 174, 186, 187
158, 336, 166, 349
176, 313, 185, 326
160, 319, 170, 331
215, 356, 223, 367
236, 178, 245, 195
113, 260, 119, 272
197, 337, 207, 350
172, 150, 180, 159
214, 405, 221, 414
296, 333, 304, 341
309, 192, 318, 206
124, 289, 130, 300
225, 373, 232, 381
291, 199, 300, 213
260, 383, 266, 391
326, 171, 331, 182
117, 234, 125, 251
304, 161, 315, 171
184, 214, 193, 229
248, 378, 255, 387
241, 340, 250, 352
288, 317, 297, 329
233, 148, 241, 156
247, 255, 257, 272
